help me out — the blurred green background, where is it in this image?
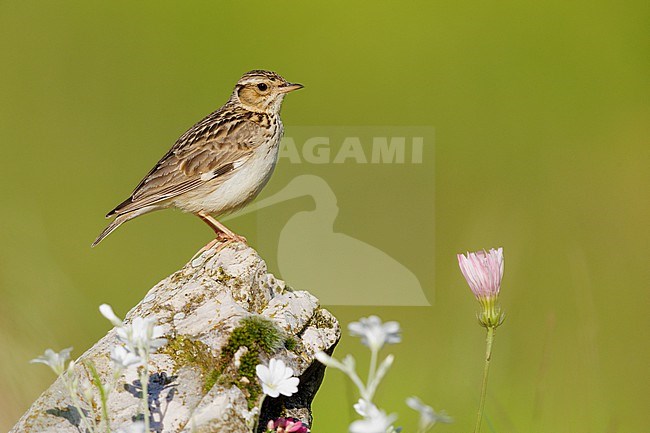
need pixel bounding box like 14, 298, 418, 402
1, 1, 648, 432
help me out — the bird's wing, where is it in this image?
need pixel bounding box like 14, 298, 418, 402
108, 109, 268, 216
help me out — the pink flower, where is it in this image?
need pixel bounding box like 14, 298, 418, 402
266, 417, 310, 433
457, 247, 505, 328
457, 248, 504, 300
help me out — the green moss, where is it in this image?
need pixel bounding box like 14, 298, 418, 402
225, 349, 263, 407
204, 368, 221, 392
284, 336, 298, 351
223, 316, 284, 357
162, 316, 288, 409
218, 316, 286, 408
160, 335, 219, 392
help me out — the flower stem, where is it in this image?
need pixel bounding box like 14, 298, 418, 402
367, 347, 378, 397
474, 326, 495, 433
252, 395, 266, 433
62, 375, 95, 433
70, 393, 95, 433
348, 368, 369, 401
87, 361, 111, 433
101, 389, 110, 433
140, 366, 150, 432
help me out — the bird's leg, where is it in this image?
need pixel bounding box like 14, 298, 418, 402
196, 211, 247, 244
191, 212, 247, 260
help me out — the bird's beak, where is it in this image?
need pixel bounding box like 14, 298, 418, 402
278, 82, 304, 94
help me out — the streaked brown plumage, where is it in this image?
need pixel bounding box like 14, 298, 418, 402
92, 70, 302, 247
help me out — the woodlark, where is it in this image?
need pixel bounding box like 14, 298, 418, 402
92, 70, 303, 247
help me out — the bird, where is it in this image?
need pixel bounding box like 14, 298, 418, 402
92, 70, 303, 247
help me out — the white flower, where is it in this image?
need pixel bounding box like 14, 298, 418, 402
116, 316, 167, 354
66, 360, 79, 392
350, 398, 397, 433
349, 406, 397, 433
314, 351, 333, 366
341, 354, 358, 371
255, 358, 299, 398
316, 352, 359, 375
30, 347, 73, 375
406, 396, 452, 432
354, 399, 379, 417
111, 345, 142, 369
99, 303, 123, 327
101, 304, 167, 355
67, 359, 76, 375
348, 316, 401, 352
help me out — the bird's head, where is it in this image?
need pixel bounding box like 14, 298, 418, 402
231, 70, 303, 115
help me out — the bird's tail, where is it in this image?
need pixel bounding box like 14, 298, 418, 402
92, 206, 157, 247
91, 206, 163, 248
92, 214, 129, 247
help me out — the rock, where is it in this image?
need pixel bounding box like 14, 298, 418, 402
11, 242, 340, 433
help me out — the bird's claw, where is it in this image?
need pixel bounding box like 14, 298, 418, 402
216, 232, 247, 244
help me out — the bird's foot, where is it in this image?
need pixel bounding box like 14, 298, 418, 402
191, 233, 247, 261
216, 231, 247, 244
191, 230, 248, 262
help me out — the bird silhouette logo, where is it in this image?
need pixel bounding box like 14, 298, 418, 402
227, 175, 430, 306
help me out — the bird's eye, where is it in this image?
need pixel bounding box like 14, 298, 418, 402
257, 83, 268, 91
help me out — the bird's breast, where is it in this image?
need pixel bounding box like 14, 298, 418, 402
173, 123, 283, 215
